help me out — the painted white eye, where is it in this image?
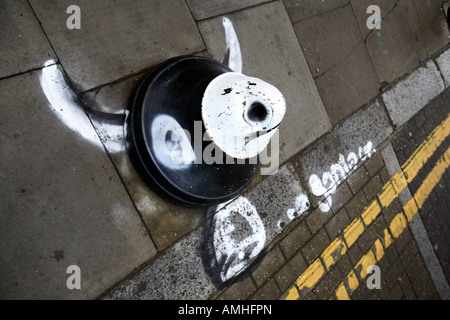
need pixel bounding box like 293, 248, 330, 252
213, 196, 265, 282
150, 114, 195, 169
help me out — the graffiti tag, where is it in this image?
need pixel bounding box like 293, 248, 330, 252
309, 141, 375, 212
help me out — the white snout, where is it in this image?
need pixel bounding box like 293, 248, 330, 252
202, 73, 286, 159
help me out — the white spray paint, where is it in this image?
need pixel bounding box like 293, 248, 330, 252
38, 17, 242, 156
213, 196, 265, 282
278, 193, 310, 230
309, 141, 375, 212
40, 60, 101, 148
94, 117, 126, 154
40, 60, 124, 153
150, 114, 196, 169
222, 17, 242, 73
202, 72, 286, 159
286, 193, 310, 221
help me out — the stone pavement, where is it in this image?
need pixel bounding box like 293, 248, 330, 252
0, 0, 449, 300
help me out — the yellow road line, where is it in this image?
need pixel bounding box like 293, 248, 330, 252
295, 260, 325, 292
335, 147, 450, 299
321, 237, 347, 270
284, 114, 450, 300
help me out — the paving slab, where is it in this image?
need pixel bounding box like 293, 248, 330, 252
79, 75, 209, 251
364, 5, 419, 83
2, 0, 448, 302
29, 0, 205, 92
0, 67, 156, 299
436, 48, 450, 87
293, 4, 380, 125
293, 4, 362, 78
313, 42, 380, 125
382, 60, 445, 127
186, 0, 271, 20
399, 0, 449, 61
198, 1, 331, 164
283, 0, 349, 23
295, 98, 392, 204
0, 0, 56, 78
106, 224, 214, 300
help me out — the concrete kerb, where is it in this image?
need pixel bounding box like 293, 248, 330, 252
435, 47, 450, 87
381, 46, 449, 128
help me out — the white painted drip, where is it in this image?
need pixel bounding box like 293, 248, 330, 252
222, 17, 242, 74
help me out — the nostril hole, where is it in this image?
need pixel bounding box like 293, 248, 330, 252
247, 102, 268, 122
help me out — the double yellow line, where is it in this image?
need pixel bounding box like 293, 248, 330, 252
284, 114, 450, 300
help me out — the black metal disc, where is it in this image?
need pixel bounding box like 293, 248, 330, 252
126, 56, 259, 207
